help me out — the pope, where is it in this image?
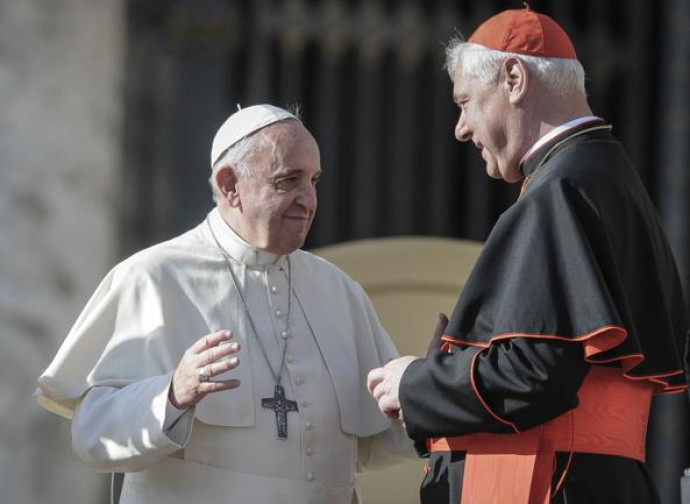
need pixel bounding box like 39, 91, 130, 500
36, 104, 412, 504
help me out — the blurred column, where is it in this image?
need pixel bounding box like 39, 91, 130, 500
0, 1, 124, 503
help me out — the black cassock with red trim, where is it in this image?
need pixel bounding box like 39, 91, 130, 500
399, 120, 689, 504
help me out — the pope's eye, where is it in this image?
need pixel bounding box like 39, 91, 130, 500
273, 176, 298, 191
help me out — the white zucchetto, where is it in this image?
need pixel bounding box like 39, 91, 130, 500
210, 104, 299, 168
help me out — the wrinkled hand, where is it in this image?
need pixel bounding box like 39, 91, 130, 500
426, 312, 449, 357
366, 356, 420, 421
169, 330, 242, 410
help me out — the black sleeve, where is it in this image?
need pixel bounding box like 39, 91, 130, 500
399, 337, 590, 441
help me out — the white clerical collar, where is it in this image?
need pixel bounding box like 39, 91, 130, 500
207, 208, 287, 268
520, 116, 602, 167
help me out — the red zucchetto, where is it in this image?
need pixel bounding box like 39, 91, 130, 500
468, 4, 577, 59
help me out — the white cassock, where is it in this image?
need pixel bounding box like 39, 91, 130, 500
35, 208, 412, 504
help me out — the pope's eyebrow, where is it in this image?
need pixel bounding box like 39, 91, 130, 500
270, 168, 301, 179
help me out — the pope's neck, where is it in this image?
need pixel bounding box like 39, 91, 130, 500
209, 206, 286, 267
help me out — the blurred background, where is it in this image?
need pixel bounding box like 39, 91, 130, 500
1, 0, 689, 503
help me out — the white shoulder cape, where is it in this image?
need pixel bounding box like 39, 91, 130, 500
35, 219, 396, 437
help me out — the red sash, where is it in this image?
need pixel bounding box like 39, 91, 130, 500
427, 366, 653, 504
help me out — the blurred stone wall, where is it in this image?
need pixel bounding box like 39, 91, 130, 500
0, 0, 124, 502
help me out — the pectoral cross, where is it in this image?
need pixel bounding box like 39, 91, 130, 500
262, 385, 299, 439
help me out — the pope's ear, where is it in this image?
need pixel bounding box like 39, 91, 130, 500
216, 167, 241, 206
502, 57, 529, 105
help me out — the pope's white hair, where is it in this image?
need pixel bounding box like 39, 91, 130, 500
208, 106, 302, 203
445, 39, 586, 97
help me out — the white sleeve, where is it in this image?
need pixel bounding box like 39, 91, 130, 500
356, 420, 417, 472
71, 373, 194, 473
163, 390, 191, 437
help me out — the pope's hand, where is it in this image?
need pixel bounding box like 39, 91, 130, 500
366, 356, 420, 420
169, 330, 241, 410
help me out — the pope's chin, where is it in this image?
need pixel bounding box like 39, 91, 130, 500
273, 217, 313, 254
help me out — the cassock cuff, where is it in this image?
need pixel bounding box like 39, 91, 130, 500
157, 375, 193, 447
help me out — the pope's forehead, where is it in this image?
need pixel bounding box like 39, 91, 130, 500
247, 119, 309, 147
251, 121, 320, 166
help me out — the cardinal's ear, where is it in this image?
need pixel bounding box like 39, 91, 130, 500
502, 57, 529, 105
